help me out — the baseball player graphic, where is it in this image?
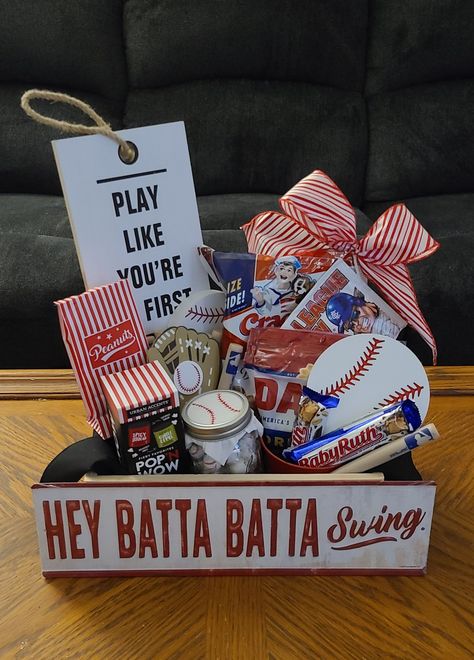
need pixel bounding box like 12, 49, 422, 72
251, 256, 302, 317
325, 291, 402, 338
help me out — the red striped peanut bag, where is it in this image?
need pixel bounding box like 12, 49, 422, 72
55, 280, 148, 439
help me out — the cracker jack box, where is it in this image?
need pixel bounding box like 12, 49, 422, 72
101, 361, 190, 475
32, 476, 436, 577
198, 247, 340, 357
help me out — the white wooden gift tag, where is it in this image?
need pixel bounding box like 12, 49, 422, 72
53, 122, 209, 334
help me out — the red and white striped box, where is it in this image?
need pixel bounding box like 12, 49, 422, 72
55, 280, 148, 439
101, 362, 190, 475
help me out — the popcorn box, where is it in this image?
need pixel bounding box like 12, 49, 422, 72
101, 361, 190, 475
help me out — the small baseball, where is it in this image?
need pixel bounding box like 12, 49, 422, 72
173, 360, 203, 395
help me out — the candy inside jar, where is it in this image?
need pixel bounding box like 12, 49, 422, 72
182, 390, 263, 474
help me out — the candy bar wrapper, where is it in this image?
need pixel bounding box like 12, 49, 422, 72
55, 280, 148, 439
244, 327, 343, 454
291, 386, 339, 447
283, 400, 421, 471
198, 246, 342, 359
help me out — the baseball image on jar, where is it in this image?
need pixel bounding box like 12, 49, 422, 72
282, 258, 406, 339
182, 390, 264, 475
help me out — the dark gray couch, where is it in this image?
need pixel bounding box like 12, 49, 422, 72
1, 0, 472, 367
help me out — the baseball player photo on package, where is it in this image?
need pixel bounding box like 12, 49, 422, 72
283, 258, 406, 339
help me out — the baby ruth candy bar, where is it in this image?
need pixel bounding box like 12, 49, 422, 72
283, 399, 421, 471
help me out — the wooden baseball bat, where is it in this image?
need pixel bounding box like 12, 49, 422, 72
218, 343, 243, 389
332, 423, 439, 474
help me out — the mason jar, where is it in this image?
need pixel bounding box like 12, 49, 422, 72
182, 390, 263, 474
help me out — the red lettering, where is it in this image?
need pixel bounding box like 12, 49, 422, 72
43, 501, 66, 560
333, 270, 349, 288
400, 509, 426, 539
276, 381, 302, 415
300, 499, 319, 557
139, 500, 157, 558
82, 500, 101, 558
308, 300, 325, 319
327, 506, 352, 543
239, 312, 280, 337
226, 499, 244, 557
286, 499, 302, 556
116, 500, 136, 558
175, 499, 191, 557
239, 312, 259, 337
246, 499, 265, 557
267, 499, 283, 556
297, 307, 318, 328
327, 505, 426, 548
193, 499, 212, 557
66, 500, 85, 559
156, 500, 172, 557
254, 377, 278, 412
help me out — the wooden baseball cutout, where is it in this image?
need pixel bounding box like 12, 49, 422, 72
169, 290, 225, 334
307, 334, 430, 432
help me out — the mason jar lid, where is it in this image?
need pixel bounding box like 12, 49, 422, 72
182, 390, 251, 440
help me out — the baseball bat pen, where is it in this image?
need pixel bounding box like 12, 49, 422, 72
332, 423, 439, 474
218, 343, 243, 389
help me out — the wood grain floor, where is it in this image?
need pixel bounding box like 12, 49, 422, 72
0, 371, 473, 659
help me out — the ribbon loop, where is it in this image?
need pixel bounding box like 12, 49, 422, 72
241, 170, 440, 364
358, 204, 440, 267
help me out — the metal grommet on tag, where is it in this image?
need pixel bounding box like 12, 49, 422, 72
118, 140, 138, 165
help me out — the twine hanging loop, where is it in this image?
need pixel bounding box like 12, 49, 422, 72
20, 89, 135, 162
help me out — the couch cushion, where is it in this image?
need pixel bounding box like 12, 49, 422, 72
366, 0, 474, 94
0, 85, 123, 195
124, 0, 368, 205
364, 194, 474, 365
0, 0, 127, 101
0, 194, 73, 238
198, 193, 280, 231
125, 0, 368, 92
125, 82, 367, 203
365, 81, 474, 201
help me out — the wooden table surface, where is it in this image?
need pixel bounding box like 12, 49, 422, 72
0, 368, 473, 659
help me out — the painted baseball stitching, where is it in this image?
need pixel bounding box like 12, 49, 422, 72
217, 392, 241, 413
176, 362, 202, 393
377, 382, 424, 407
190, 402, 216, 424
185, 306, 225, 323
324, 337, 384, 397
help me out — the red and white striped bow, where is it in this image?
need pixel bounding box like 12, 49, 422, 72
241, 170, 440, 364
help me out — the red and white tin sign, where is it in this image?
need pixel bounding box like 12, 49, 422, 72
32, 477, 436, 577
